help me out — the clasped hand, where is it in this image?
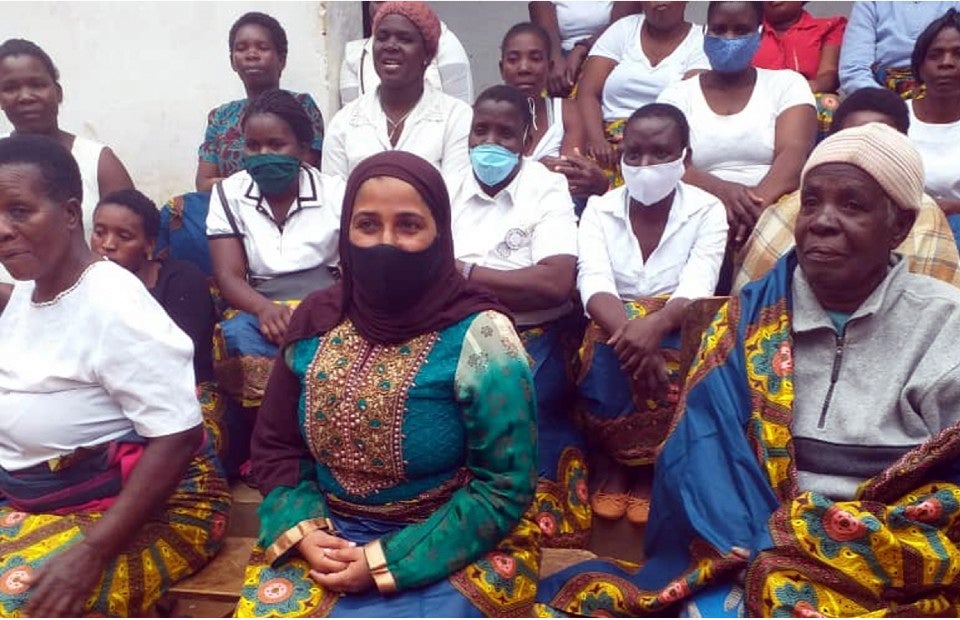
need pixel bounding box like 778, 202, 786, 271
297, 530, 374, 594
607, 315, 670, 398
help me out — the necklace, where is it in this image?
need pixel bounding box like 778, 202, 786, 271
385, 107, 415, 145
31, 258, 105, 307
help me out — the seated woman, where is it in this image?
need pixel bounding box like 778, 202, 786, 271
196, 11, 325, 192
839, 0, 960, 97
207, 89, 343, 409
238, 151, 539, 617
735, 87, 960, 291
657, 1, 817, 256
752, 1, 847, 137
538, 123, 960, 618
580, 2, 710, 187
450, 85, 587, 548
499, 22, 607, 203
907, 9, 960, 216
0, 134, 230, 617
322, 2, 472, 187
340, 1, 474, 105
0, 39, 133, 255
528, 1, 643, 98
576, 103, 727, 525
90, 189, 229, 459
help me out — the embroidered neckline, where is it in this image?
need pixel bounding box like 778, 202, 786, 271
30, 259, 104, 308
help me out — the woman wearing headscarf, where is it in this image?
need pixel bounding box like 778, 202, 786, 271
340, 1, 474, 105
536, 123, 960, 617
236, 152, 540, 617
322, 2, 472, 188
0, 135, 230, 617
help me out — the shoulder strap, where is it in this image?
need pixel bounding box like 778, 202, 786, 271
215, 180, 242, 237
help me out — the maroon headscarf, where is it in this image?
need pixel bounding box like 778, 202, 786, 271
282, 150, 510, 347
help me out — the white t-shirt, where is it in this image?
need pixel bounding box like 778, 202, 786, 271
339, 22, 474, 106
555, 1, 613, 51
206, 165, 344, 281
591, 15, 710, 120
908, 100, 960, 201
578, 183, 728, 309
451, 159, 578, 327
657, 69, 815, 186
0, 260, 201, 471
322, 86, 472, 191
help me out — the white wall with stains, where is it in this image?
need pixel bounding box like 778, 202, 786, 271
0, 1, 362, 204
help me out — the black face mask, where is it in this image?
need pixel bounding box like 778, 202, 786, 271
347, 241, 443, 311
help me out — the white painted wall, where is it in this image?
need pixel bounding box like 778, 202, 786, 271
0, 1, 362, 205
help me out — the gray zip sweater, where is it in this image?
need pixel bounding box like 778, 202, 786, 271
791, 255, 960, 500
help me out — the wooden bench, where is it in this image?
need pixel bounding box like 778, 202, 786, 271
160, 483, 601, 615
159, 483, 261, 616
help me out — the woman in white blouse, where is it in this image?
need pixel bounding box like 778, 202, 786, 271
499, 22, 609, 204
206, 90, 343, 409
576, 103, 727, 524
906, 10, 960, 215
657, 1, 816, 251
579, 2, 710, 185
323, 2, 471, 189
0, 134, 230, 617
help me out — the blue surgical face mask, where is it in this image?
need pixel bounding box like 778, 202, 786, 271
703, 31, 761, 73
469, 143, 520, 187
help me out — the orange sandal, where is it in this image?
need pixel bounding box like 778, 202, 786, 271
625, 495, 651, 525
591, 492, 628, 520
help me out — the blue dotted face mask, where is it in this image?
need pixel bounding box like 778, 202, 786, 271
703, 31, 762, 73
469, 143, 520, 187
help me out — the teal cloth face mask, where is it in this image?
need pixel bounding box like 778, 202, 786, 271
470, 144, 520, 187
243, 153, 301, 195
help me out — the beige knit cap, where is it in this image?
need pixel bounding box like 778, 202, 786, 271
800, 122, 925, 211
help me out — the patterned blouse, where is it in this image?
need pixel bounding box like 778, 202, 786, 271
257, 310, 538, 591
197, 93, 325, 177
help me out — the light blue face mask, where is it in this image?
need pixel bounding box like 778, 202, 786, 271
469, 143, 520, 187
703, 31, 762, 73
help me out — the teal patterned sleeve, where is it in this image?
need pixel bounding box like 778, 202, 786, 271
296, 93, 325, 153
197, 105, 223, 163
363, 311, 538, 593
254, 340, 334, 564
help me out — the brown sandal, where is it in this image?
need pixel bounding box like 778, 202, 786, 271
591, 492, 628, 520
625, 495, 651, 525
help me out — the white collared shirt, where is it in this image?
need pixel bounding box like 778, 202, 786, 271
206, 165, 344, 280
322, 86, 472, 189
451, 159, 578, 326
577, 182, 728, 311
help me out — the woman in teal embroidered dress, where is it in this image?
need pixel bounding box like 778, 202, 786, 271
237, 151, 541, 617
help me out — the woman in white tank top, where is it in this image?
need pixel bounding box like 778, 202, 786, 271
0, 39, 133, 245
